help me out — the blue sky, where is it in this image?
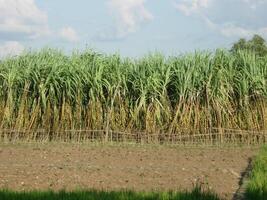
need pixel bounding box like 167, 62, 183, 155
0, 0, 267, 57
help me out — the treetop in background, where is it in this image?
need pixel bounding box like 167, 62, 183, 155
231, 34, 267, 57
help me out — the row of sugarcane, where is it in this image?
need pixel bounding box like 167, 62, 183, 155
0, 49, 267, 140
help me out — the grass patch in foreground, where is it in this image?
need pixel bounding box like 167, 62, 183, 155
246, 146, 267, 200
0, 187, 220, 200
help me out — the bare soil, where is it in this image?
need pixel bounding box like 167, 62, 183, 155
0, 144, 257, 199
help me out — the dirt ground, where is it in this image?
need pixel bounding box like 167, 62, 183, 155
0, 143, 257, 200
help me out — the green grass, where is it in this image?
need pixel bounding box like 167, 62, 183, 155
0, 187, 220, 200
246, 146, 267, 200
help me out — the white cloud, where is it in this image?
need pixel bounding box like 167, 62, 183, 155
0, 0, 51, 40
0, 0, 77, 44
175, 0, 267, 38
204, 17, 267, 38
0, 41, 24, 58
175, 0, 211, 16
241, 0, 266, 9
220, 25, 267, 38
59, 27, 79, 42
107, 0, 153, 38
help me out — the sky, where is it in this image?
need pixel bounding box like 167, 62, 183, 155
0, 0, 267, 57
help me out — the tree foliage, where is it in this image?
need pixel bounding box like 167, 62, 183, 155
231, 34, 267, 56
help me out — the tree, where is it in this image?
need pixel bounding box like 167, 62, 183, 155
231, 34, 267, 56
